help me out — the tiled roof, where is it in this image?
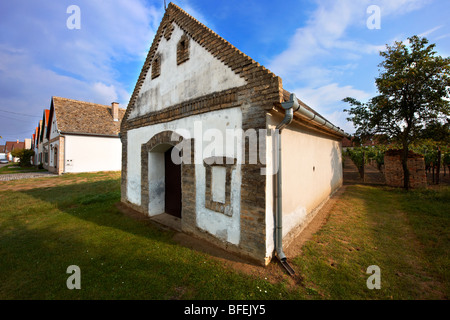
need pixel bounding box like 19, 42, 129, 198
5, 141, 25, 152
52, 97, 125, 136
45, 109, 50, 123
12, 142, 25, 151
39, 110, 50, 142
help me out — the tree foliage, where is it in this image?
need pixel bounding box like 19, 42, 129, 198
344, 36, 450, 189
11, 149, 35, 167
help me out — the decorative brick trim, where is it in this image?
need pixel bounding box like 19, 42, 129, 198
126, 88, 241, 131
203, 157, 236, 216
120, 3, 282, 134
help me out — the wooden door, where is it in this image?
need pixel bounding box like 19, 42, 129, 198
54, 147, 58, 169
164, 147, 182, 218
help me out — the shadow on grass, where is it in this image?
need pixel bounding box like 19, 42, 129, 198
20, 178, 261, 267
0, 179, 284, 299
0, 217, 216, 299
345, 185, 448, 299
291, 184, 448, 299
17, 179, 178, 247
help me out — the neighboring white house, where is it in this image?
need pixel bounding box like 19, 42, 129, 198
44, 96, 125, 174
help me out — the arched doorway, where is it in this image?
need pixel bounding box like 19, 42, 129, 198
140, 131, 193, 220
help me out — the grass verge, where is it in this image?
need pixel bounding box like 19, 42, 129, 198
0, 173, 448, 299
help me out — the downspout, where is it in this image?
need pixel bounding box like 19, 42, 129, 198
274, 93, 299, 270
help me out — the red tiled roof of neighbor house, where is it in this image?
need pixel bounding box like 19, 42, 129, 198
44, 109, 50, 123
5, 141, 25, 152
342, 137, 353, 147
12, 142, 25, 151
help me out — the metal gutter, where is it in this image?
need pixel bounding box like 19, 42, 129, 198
274, 93, 348, 275
274, 93, 299, 276
288, 96, 349, 138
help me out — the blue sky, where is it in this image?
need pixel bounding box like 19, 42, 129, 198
0, 0, 449, 142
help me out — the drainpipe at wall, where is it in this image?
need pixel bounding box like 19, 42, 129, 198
274, 93, 300, 266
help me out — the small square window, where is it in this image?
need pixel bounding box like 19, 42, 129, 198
203, 157, 236, 216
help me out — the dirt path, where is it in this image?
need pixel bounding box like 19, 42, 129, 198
0, 172, 57, 182
343, 155, 385, 185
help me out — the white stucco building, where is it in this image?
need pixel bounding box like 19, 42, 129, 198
120, 4, 347, 266
44, 97, 125, 174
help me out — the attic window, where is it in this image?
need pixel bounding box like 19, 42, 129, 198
177, 34, 190, 65
163, 22, 174, 41
151, 53, 161, 79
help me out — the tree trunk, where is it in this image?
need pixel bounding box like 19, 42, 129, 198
436, 147, 441, 185
402, 144, 410, 190
432, 164, 435, 184
362, 150, 365, 182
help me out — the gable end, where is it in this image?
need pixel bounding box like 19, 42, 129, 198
121, 3, 282, 133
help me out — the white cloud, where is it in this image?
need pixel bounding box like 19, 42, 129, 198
435, 33, 450, 41
269, 0, 430, 83
419, 25, 444, 37
268, 0, 430, 132
294, 83, 371, 111
291, 83, 373, 135
0, 0, 165, 140
91, 82, 119, 104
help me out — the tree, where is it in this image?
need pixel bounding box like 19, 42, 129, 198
343, 36, 450, 189
11, 149, 35, 167
419, 118, 450, 144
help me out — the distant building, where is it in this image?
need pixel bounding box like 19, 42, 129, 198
4, 140, 28, 162
42, 96, 125, 174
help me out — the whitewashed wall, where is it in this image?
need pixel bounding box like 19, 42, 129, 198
49, 111, 58, 141
126, 21, 249, 245
265, 113, 343, 257
129, 23, 246, 119
64, 135, 122, 173
126, 107, 243, 245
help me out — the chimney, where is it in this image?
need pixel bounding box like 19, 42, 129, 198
111, 102, 119, 122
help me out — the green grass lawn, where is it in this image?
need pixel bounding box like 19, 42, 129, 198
0, 172, 448, 299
